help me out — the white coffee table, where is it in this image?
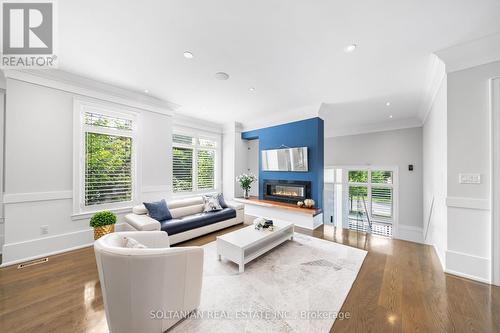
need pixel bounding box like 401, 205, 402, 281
216, 219, 294, 273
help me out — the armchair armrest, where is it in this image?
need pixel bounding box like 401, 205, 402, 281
225, 200, 244, 211
124, 213, 161, 231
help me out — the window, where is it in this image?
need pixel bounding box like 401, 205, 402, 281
75, 100, 138, 212
324, 167, 396, 238
348, 169, 394, 237
172, 131, 218, 193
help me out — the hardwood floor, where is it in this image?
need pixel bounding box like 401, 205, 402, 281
0, 224, 499, 332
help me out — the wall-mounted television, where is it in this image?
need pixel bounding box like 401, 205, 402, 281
261, 147, 308, 172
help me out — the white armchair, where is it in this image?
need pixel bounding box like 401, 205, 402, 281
94, 231, 204, 333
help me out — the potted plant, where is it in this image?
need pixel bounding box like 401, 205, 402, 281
236, 173, 257, 199
90, 211, 117, 240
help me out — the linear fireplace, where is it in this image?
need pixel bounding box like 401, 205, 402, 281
263, 180, 311, 204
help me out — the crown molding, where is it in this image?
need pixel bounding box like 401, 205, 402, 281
173, 113, 223, 134
241, 103, 320, 132
418, 54, 446, 124
436, 32, 500, 74
3, 69, 179, 116
324, 117, 422, 138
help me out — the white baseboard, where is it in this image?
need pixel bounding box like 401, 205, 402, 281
445, 250, 491, 284
432, 244, 446, 271
396, 225, 423, 243
445, 268, 491, 284
0, 223, 128, 267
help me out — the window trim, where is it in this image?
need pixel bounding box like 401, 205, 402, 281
325, 165, 399, 237
73, 98, 141, 215
172, 126, 221, 196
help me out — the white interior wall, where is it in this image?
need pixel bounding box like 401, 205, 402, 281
234, 129, 247, 198
445, 60, 500, 282
222, 122, 247, 200
222, 126, 236, 199
0, 91, 5, 252
246, 139, 259, 197
1, 78, 174, 265
422, 75, 447, 268
0, 71, 5, 89
492, 77, 500, 286
324, 127, 423, 243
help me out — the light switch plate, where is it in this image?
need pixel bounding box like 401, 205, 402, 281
40, 225, 49, 234
459, 173, 481, 184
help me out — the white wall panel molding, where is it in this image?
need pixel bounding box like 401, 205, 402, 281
0, 223, 129, 267
3, 69, 178, 116
3, 191, 73, 204
445, 250, 491, 284
446, 196, 490, 210
71, 207, 133, 221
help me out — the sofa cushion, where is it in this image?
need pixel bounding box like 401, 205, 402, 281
169, 204, 204, 219
122, 236, 147, 249
160, 208, 236, 235
143, 199, 172, 221
168, 196, 204, 209
218, 193, 228, 208
202, 194, 223, 212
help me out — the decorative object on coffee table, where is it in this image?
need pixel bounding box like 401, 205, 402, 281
254, 217, 274, 231
90, 211, 117, 240
303, 199, 315, 208
236, 173, 257, 199
297, 201, 304, 208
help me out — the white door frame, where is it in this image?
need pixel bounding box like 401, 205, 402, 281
490, 77, 500, 286
325, 165, 399, 238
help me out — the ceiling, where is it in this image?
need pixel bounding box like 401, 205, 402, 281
58, 0, 500, 131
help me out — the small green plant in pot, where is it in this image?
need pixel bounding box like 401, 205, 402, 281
90, 211, 117, 240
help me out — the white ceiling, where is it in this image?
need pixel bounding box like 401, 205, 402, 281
58, 0, 500, 131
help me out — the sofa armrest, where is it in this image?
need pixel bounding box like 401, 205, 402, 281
225, 200, 244, 211
124, 213, 161, 231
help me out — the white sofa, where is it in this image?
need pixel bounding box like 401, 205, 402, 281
125, 196, 244, 245
94, 231, 203, 333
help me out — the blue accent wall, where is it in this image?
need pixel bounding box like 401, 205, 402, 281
241, 117, 324, 209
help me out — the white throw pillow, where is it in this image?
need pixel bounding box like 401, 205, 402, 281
203, 194, 223, 212
123, 236, 147, 249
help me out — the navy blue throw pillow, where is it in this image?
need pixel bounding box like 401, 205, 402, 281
218, 193, 228, 208
143, 199, 172, 221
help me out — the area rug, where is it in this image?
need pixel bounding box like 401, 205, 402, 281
172, 233, 367, 332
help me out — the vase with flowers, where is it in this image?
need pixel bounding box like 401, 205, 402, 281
236, 173, 257, 199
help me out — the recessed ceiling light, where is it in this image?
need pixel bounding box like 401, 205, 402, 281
215, 72, 230, 80
183, 51, 194, 59
249, 87, 255, 92
144, 89, 149, 94
386, 102, 391, 106
389, 115, 393, 119
344, 44, 357, 53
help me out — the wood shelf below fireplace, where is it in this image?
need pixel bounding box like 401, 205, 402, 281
233, 196, 322, 217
